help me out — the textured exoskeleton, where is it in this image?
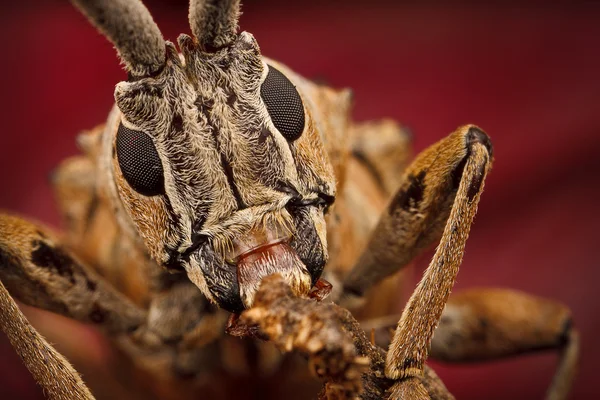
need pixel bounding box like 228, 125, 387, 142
0, 1, 578, 399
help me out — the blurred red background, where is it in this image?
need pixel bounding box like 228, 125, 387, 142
0, 0, 599, 399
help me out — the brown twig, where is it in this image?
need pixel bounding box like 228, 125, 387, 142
227, 274, 454, 399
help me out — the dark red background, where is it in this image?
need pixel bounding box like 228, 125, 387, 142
0, 1, 599, 399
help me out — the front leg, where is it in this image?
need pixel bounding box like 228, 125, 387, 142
0, 279, 94, 399
0, 213, 145, 332
384, 126, 492, 381
0, 213, 147, 399
342, 125, 493, 300
340, 125, 492, 397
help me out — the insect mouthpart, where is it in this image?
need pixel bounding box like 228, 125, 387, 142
227, 221, 313, 309
225, 222, 292, 264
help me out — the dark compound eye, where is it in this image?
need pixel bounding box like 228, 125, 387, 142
116, 123, 165, 196
260, 65, 305, 141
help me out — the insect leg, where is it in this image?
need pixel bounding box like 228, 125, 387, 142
430, 289, 577, 400
361, 126, 492, 380
342, 125, 493, 301
349, 119, 413, 196
0, 213, 146, 332
0, 278, 94, 399
0, 214, 135, 399
0, 213, 149, 397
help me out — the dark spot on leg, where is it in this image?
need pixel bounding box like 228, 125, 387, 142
0, 248, 19, 269
0, 247, 71, 314
446, 331, 464, 347
352, 150, 386, 192
479, 317, 489, 329
398, 357, 419, 373
559, 317, 573, 346
30, 241, 76, 284
467, 162, 486, 201
86, 279, 97, 292
389, 170, 426, 213
466, 126, 493, 158
89, 303, 106, 323
451, 156, 468, 191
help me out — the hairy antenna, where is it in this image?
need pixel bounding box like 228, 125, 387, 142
71, 0, 165, 77
189, 0, 241, 50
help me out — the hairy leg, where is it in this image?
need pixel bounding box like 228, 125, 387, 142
361, 290, 576, 400
349, 119, 413, 197
430, 289, 578, 400
342, 125, 493, 300
338, 125, 493, 394
52, 130, 157, 306
0, 213, 149, 398
0, 279, 94, 399
383, 126, 492, 382
0, 213, 146, 332
328, 119, 413, 319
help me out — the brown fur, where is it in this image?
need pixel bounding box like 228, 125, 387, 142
384, 127, 492, 379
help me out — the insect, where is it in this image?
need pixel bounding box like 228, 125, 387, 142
0, 0, 579, 399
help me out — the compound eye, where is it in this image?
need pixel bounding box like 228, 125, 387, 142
260, 65, 305, 141
116, 123, 165, 196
